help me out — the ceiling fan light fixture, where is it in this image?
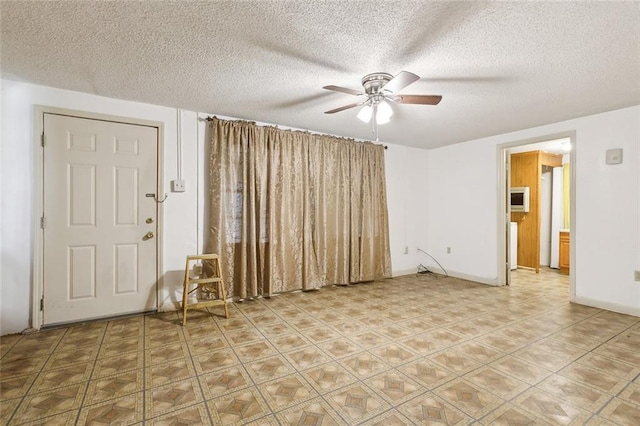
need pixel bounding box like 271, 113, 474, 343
359, 101, 392, 125
323, 70, 441, 133
377, 100, 393, 124
357, 104, 373, 123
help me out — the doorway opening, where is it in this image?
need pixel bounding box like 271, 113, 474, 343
497, 132, 575, 300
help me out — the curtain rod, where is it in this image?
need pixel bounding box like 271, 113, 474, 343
201, 115, 388, 149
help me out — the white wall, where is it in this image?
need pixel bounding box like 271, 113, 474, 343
427, 106, 640, 314
426, 141, 499, 282
0, 80, 429, 335
383, 144, 430, 275
0, 80, 4, 330
0, 80, 199, 335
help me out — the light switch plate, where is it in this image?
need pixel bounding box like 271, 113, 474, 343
605, 148, 623, 165
171, 179, 186, 192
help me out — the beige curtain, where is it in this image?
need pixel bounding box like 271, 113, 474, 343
207, 117, 391, 299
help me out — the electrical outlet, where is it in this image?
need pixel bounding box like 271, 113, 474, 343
635, 270, 640, 281
605, 148, 623, 165
447, 247, 451, 254
171, 179, 186, 192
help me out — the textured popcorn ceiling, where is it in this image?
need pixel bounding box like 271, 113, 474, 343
2, 1, 639, 148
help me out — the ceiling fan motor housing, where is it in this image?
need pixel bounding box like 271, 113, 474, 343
361, 72, 393, 95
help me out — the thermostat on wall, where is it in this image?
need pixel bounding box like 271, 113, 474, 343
605, 148, 623, 165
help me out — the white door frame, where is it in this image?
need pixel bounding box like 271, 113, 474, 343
31, 106, 165, 330
496, 131, 576, 299
504, 148, 512, 285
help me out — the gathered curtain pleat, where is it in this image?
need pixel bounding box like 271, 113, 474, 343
207, 117, 391, 299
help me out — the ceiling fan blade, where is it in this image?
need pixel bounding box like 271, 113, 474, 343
397, 94, 442, 105
324, 102, 364, 114
323, 85, 365, 96
382, 71, 420, 93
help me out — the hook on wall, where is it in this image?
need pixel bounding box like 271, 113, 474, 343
146, 193, 168, 203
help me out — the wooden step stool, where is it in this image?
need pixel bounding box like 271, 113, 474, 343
181, 254, 229, 325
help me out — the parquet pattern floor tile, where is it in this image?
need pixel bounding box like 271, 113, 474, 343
1, 268, 639, 424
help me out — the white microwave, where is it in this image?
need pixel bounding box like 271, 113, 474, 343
510, 186, 530, 212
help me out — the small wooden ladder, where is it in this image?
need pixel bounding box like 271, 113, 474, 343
181, 254, 229, 325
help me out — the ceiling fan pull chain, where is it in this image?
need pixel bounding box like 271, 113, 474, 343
372, 104, 379, 141
371, 104, 376, 135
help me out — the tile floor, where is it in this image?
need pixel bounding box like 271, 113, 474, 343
1, 269, 639, 425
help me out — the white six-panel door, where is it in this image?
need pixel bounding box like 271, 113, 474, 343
43, 113, 158, 325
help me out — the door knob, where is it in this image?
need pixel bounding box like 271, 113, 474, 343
144, 231, 154, 240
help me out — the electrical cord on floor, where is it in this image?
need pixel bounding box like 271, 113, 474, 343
417, 249, 449, 278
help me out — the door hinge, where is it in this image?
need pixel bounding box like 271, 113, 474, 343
40, 216, 46, 229
40, 297, 44, 311
41, 133, 46, 147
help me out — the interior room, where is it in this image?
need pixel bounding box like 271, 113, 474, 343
1, 2, 639, 425
508, 138, 572, 281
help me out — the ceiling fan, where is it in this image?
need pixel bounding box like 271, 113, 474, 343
323, 71, 442, 140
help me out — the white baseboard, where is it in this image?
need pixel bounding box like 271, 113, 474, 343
445, 270, 500, 286
571, 295, 640, 317
392, 268, 499, 286
392, 268, 420, 277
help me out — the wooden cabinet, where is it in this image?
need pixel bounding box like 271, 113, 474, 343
559, 231, 570, 275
